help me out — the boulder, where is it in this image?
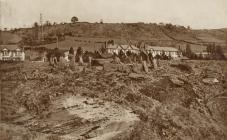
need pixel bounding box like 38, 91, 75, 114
129, 73, 145, 80
94, 66, 103, 71
103, 63, 119, 72
113, 56, 121, 64
202, 78, 219, 85
92, 59, 112, 66
170, 77, 184, 87
142, 61, 149, 73
132, 64, 143, 73
118, 64, 131, 73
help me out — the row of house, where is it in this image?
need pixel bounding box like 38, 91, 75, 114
106, 44, 182, 58
0, 45, 25, 61
0, 44, 182, 62
106, 44, 140, 54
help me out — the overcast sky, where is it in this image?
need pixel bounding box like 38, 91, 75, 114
1, 0, 227, 29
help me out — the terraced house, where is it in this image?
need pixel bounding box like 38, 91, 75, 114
106, 44, 140, 55
0, 45, 25, 61
145, 46, 182, 58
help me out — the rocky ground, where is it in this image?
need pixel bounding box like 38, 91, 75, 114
0, 60, 227, 140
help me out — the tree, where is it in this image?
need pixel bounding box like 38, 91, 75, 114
100, 19, 103, 24
76, 47, 84, 64
46, 48, 63, 62
206, 44, 212, 55
68, 47, 75, 61
76, 47, 83, 56
33, 22, 39, 40
187, 26, 191, 30
215, 45, 225, 60
69, 47, 74, 55
33, 22, 39, 28
71, 16, 78, 23
185, 44, 193, 58
100, 45, 106, 54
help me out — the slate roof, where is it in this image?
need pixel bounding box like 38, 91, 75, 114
0, 45, 22, 51
106, 44, 121, 49
145, 46, 179, 52
107, 44, 139, 51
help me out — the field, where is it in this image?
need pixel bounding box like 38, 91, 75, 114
1, 60, 227, 140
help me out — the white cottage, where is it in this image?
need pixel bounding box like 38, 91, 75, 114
0, 45, 25, 61
106, 44, 122, 55
145, 46, 182, 58
106, 44, 140, 55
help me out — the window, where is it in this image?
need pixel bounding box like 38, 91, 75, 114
3, 50, 9, 56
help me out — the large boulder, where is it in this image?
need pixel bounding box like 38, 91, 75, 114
202, 78, 219, 85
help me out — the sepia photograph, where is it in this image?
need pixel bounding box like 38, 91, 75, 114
0, 0, 227, 140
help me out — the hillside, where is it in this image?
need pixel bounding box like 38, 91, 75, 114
0, 31, 22, 44
2, 23, 227, 52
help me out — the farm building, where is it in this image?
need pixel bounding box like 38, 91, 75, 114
145, 46, 182, 58
0, 45, 25, 61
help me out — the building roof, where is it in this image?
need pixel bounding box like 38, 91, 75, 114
0, 45, 22, 51
106, 44, 121, 49
145, 46, 179, 52
107, 44, 140, 51
120, 45, 130, 50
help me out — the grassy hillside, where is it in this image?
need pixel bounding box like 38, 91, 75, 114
3, 22, 227, 52
0, 31, 22, 44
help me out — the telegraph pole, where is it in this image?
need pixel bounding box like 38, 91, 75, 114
40, 13, 44, 41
